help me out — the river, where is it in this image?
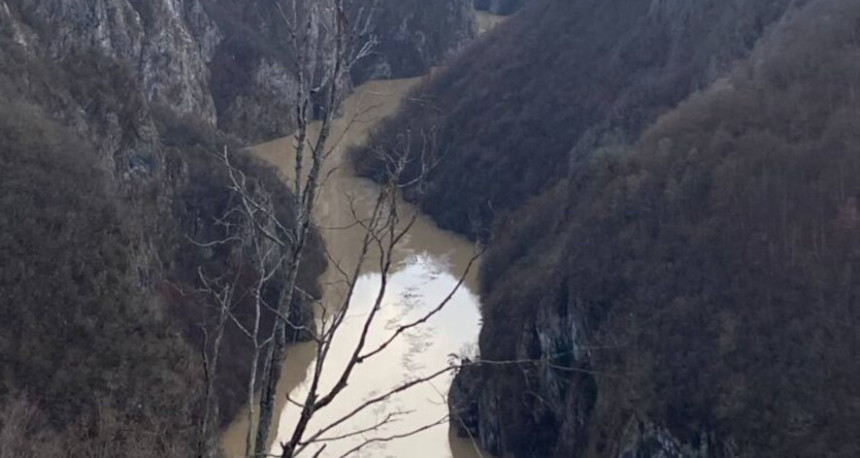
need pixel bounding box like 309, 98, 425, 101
477, 11, 506, 34
221, 78, 484, 458
221, 12, 508, 457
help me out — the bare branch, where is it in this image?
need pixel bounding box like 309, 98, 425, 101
331, 416, 449, 458
358, 249, 482, 363
308, 410, 411, 444
295, 365, 458, 454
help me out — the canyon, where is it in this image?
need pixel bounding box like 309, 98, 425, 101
3, 0, 860, 457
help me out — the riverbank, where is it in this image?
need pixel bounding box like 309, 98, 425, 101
221, 78, 484, 458
477, 11, 507, 33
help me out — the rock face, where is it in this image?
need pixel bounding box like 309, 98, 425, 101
4, 0, 477, 144
14, 0, 219, 122
350, 0, 477, 83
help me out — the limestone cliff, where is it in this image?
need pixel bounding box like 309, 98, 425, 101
350, 0, 477, 83
4, 0, 476, 145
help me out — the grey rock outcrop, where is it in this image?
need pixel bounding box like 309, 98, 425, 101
14, 0, 219, 123
3, 0, 478, 146
614, 418, 741, 458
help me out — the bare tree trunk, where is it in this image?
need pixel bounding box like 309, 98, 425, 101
255, 250, 305, 454
244, 244, 272, 457
201, 1, 493, 456
198, 277, 231, 458
244, 339, 260, 457
253, 1, 348, 453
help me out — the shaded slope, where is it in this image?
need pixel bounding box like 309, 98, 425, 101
0, 94, 203, 457
452, 0, 860, 456
0, 8, 325, 455
355, 0, 798, 239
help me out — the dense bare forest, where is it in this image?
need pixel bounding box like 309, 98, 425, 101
474, 0, 526, 15
359, 0, 860, 456
0, 44, 324, 457
0, 92, 204, 456
355, 0, 797, 239
0, 0, 462, 456
4, 0, 860, 456
571, 3, 860, 451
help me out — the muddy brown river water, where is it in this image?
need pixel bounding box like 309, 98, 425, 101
221, 12, 508, 456
220, 78, 484, 458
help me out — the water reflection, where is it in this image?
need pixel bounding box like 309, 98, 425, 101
221, 78, 483, 457
269, 256, 481, 457
477, 11, 507, 34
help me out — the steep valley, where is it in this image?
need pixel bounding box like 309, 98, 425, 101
3, 0, 860, 457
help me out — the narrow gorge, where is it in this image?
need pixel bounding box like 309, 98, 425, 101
3, 0, 860, 457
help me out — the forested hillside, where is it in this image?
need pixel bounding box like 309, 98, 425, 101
361, 0, 860, 456
0, 92, 204, 456
356, 0, 798, 238
0, 0, 472, 455
552, 5, 860, 452
0, 39, 323, 456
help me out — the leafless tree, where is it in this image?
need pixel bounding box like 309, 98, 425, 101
191, 1, 482, 457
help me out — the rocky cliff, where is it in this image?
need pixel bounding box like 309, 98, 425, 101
207, 0, 475, 141
3, 0, 476, 144
360, 0, 860, 456
350, 0, 477, 83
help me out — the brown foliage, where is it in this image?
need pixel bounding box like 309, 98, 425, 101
354, 0, 796, 239
0, 95, 202, 456
156, 109, 327, 427
476, 0, 860, 456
